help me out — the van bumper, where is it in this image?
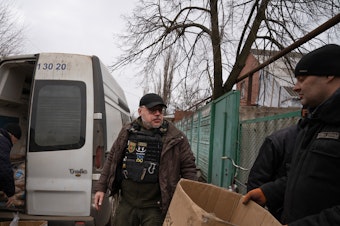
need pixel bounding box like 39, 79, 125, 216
0, 212, 96, 226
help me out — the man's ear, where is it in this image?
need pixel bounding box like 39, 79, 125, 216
326, 75, 335, 82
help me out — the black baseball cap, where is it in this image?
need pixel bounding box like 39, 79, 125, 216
295, 44, 340, 77
139, 93, 167, 108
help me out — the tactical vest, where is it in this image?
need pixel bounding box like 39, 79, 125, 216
122, 121, 168, 183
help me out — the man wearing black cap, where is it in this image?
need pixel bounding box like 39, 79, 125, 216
243, 44, 340, 226
94, 93, 197, 225
0, 123, 22, 208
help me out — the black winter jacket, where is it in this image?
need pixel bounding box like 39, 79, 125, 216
263, 88, 340, 226
0, 128, 14, 197
247, 124, 299, 220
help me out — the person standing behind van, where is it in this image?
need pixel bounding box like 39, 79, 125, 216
0, 123, 22, 208
94, 93, 197, 226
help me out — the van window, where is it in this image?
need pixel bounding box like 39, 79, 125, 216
29, 80, 86, 152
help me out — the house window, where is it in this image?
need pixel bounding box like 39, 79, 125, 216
240, 81, 246, 99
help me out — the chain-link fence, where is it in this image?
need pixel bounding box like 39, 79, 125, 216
236, 111, 301, 194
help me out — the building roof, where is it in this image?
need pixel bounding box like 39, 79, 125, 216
251, 49, 302, 87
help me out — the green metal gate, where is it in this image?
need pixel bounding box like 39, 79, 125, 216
175, 90, 240, 188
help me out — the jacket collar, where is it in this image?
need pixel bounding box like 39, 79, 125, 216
310, 88, 340, 124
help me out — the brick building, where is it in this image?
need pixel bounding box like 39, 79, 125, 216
236, 49, 302, 107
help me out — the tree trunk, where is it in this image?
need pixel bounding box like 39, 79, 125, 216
210, 0, 223, 100
223, 0, 270, 93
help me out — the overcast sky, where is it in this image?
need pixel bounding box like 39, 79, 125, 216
9, 0, 142, 114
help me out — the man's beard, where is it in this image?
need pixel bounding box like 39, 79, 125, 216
141, 117, 162, 129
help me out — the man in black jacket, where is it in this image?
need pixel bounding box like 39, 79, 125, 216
243, 44, 340, 226
246, 106, 308, 220
247, 124, 299, 220
0, 123, 22, 207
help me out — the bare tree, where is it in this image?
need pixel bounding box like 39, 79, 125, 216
224, 0, 339, 92
113, 0, 339, 109
0, 2, 24, 56
146, 48, 176, 110
161, 49, 175, 107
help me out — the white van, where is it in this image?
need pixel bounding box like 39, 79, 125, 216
0, 53, 131, 226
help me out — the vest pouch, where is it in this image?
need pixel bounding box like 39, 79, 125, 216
124, 158, 159, 183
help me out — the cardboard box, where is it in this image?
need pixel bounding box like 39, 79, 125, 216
0, 221, 47, 226
163, 179, 281, 226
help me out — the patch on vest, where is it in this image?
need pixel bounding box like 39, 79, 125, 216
136, 143, 147, 163
127, 141, 137, 153
317, 132, 340, 140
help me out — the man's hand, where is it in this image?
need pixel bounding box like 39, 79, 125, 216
94, 191, 105, 211
242, 188, 267, 206
6, 195, 16, 208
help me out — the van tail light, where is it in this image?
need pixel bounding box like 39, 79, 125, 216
95, 146, 103, 168
75, 222, 85, 226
